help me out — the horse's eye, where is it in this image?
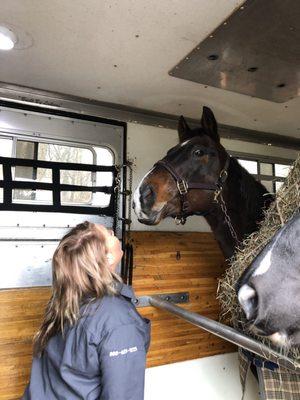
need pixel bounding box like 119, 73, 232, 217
193, 149, 205, 157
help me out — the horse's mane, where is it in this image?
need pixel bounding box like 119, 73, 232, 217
228, 157, 274, 222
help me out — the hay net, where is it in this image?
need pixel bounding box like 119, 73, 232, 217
218, 153, 300, 362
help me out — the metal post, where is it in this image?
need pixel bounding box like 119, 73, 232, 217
149, 296, 300, 372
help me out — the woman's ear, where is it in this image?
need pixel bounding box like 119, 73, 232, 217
106, 253, 114, 265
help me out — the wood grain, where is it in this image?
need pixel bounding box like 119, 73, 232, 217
131, 231, 235, 368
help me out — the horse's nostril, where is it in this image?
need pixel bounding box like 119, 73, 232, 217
141, 184, 155, 202
238, 284, 258, 321
143, 185, 153, 198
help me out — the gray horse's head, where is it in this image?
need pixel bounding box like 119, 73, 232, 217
236, 212, 300, 347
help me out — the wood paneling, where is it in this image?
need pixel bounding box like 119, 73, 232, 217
0, 287, 51, 400
0, 231, 234, 399
131, 231, 235, 367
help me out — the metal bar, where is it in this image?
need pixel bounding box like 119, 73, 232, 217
2, 163, 12, 205
136, 292, 189, 308
149, 296, 300, 372
1, 83, 300, 150
0, 180, 113, 193
0, 156, 116, 172
0, 203, 114, 215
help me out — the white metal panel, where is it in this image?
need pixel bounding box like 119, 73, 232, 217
145, 353, 259, 400
0, 106, 125, 288
0, 0, 299, 137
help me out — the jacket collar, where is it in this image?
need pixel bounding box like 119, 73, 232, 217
116, 282, 136, 301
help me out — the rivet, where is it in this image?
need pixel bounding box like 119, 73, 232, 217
247, 67, 258, 72
207, 54, 219, 61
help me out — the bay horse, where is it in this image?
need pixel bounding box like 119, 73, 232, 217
133, 106, 273, 260
237, 211, 300, 347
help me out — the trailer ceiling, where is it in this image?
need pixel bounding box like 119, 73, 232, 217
0, 0, 299, 138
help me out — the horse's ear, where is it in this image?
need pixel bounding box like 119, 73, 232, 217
201, 106, 220, 142
178, 116, 192, 142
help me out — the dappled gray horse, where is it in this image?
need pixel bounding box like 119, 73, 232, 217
237, 212, 300, 347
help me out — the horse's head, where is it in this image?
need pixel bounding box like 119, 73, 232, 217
133, 107, 228, 225
237, 212, 300, 347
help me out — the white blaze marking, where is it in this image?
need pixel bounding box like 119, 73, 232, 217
133, 167, 154, 219
238, 284, 256, 319
253, 249, 272, 276
253, 227, 284, 277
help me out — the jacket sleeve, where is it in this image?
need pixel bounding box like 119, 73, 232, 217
98, 323, 147, 400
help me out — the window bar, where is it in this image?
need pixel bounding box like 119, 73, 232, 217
0, 156, 118, 216
2, 163, 12, 205
52, 167, 60, 207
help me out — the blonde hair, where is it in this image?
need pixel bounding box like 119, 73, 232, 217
33, 221, 121, 356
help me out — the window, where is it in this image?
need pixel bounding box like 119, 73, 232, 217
0, 108, 125, 290
1, 136, 114, 207
233, 153, 292, 193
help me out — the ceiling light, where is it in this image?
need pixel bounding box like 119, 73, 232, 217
0, 26, 17, 50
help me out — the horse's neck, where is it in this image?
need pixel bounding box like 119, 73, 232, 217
205, 204, 238, 260
205, 159, 271, 260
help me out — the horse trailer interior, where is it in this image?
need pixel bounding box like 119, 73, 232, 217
0, 1, 300, 399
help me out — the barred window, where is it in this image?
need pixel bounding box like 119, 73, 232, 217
233, 153, 292, 193
1, 137, 114, 207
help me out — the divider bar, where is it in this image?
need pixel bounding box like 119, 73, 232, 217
149, 296, 300, 372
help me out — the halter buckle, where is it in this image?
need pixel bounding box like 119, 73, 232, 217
219, 169, 228, 183
177, 180, 188, 195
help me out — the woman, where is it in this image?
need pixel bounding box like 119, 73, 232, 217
22, 222, 150, 400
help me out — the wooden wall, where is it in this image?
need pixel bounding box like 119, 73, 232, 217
0, 232, 234, 400
131, 232, 235, 367
0, 288, 51, 400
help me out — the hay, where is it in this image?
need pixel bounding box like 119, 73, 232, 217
218, 153, 300, 362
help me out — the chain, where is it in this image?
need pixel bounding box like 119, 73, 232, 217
126, 162, 133, 240
114, 162, 134, 284
114, 165, 122, 234
114, 162, 133, 235
216, 192, 240, 246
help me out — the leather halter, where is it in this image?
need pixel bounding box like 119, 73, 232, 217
154, 155, 230, 225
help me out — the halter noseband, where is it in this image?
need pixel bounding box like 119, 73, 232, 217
154, 155, 230, 225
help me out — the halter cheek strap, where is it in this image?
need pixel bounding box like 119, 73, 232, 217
154, 155, 230, 225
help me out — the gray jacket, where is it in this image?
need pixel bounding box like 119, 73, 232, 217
22, 284, 151, 400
